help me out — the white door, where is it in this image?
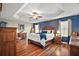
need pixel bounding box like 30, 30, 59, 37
59, 19, 72, 43
60, 21, 69, 37
59, 19, 72, 37
35, 24, 39, 33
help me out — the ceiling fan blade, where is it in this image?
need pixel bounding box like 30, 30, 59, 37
33, 12, 38, 15
38, 16, 42, 18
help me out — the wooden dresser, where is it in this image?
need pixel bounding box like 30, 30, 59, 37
0, 27, 16, 56
18, 33, 26, 40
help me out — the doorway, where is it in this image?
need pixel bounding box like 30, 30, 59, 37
59, 19, 72, 44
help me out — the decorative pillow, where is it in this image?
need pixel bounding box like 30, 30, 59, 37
52, 30, 54, 33
40, 30, 42, 33
41, 31, 47, 33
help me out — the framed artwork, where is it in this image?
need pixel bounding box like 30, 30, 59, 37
18, 24, 25, 32
0, 21, 7, 27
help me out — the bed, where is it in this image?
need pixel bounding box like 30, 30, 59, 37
28, 26, 56, 47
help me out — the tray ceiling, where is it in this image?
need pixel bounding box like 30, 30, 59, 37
1, 3, 79, 23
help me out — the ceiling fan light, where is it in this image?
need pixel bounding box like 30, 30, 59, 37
33, 15, 38, 19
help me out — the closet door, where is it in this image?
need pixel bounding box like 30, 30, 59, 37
35, 24, 40, 33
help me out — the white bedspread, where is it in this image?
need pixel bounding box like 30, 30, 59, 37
28, 33, 54, 47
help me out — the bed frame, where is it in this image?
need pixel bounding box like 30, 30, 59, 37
29, 26, 56, 48
28, 38, 55, 48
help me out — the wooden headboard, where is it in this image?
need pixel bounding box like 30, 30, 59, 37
42, 26, 56, 36
42, 26, 55, 30
72, 32, 79, 36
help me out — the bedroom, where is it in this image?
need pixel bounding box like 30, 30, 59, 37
0, 3, 79, 56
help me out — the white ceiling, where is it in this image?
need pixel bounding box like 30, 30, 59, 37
1, 3, 79, 23
0, 3, 24, 21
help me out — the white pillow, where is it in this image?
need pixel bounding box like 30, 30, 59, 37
52, 30, 54, 33
47, 30, 51, 34
40, 30, 42, 33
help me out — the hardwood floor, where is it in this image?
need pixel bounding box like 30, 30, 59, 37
52, 44, 70, 56
16, 39, 70, 56
16, 42, 58, 56
16, 39, 28, 54
16, 38, 79, 56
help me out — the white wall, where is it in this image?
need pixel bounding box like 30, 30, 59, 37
0, 18, 33, 35
0, 18, 17, 27
17, 22, 32, 33
24, 23, 33, 37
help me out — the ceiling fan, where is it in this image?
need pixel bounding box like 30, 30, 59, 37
29, 12, 43, 19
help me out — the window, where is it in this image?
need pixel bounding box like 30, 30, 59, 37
35, 24, 39, 33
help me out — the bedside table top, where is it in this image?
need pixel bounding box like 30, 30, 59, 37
55, 36, 61, 38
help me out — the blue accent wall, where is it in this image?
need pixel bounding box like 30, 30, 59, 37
39, 20, 58, 30
71, 15, 79, 32
34, 15, 79, 32
58, 15, 79, 32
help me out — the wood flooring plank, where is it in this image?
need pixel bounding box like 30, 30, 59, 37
16, 40, 71, 56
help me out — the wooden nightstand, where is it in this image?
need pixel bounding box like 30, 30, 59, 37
55, 36, 61, 44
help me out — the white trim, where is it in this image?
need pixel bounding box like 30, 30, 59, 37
13, 3, 28, 17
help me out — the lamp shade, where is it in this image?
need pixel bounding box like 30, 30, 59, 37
56, 30, 61, 36
57, 30, 60, 34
